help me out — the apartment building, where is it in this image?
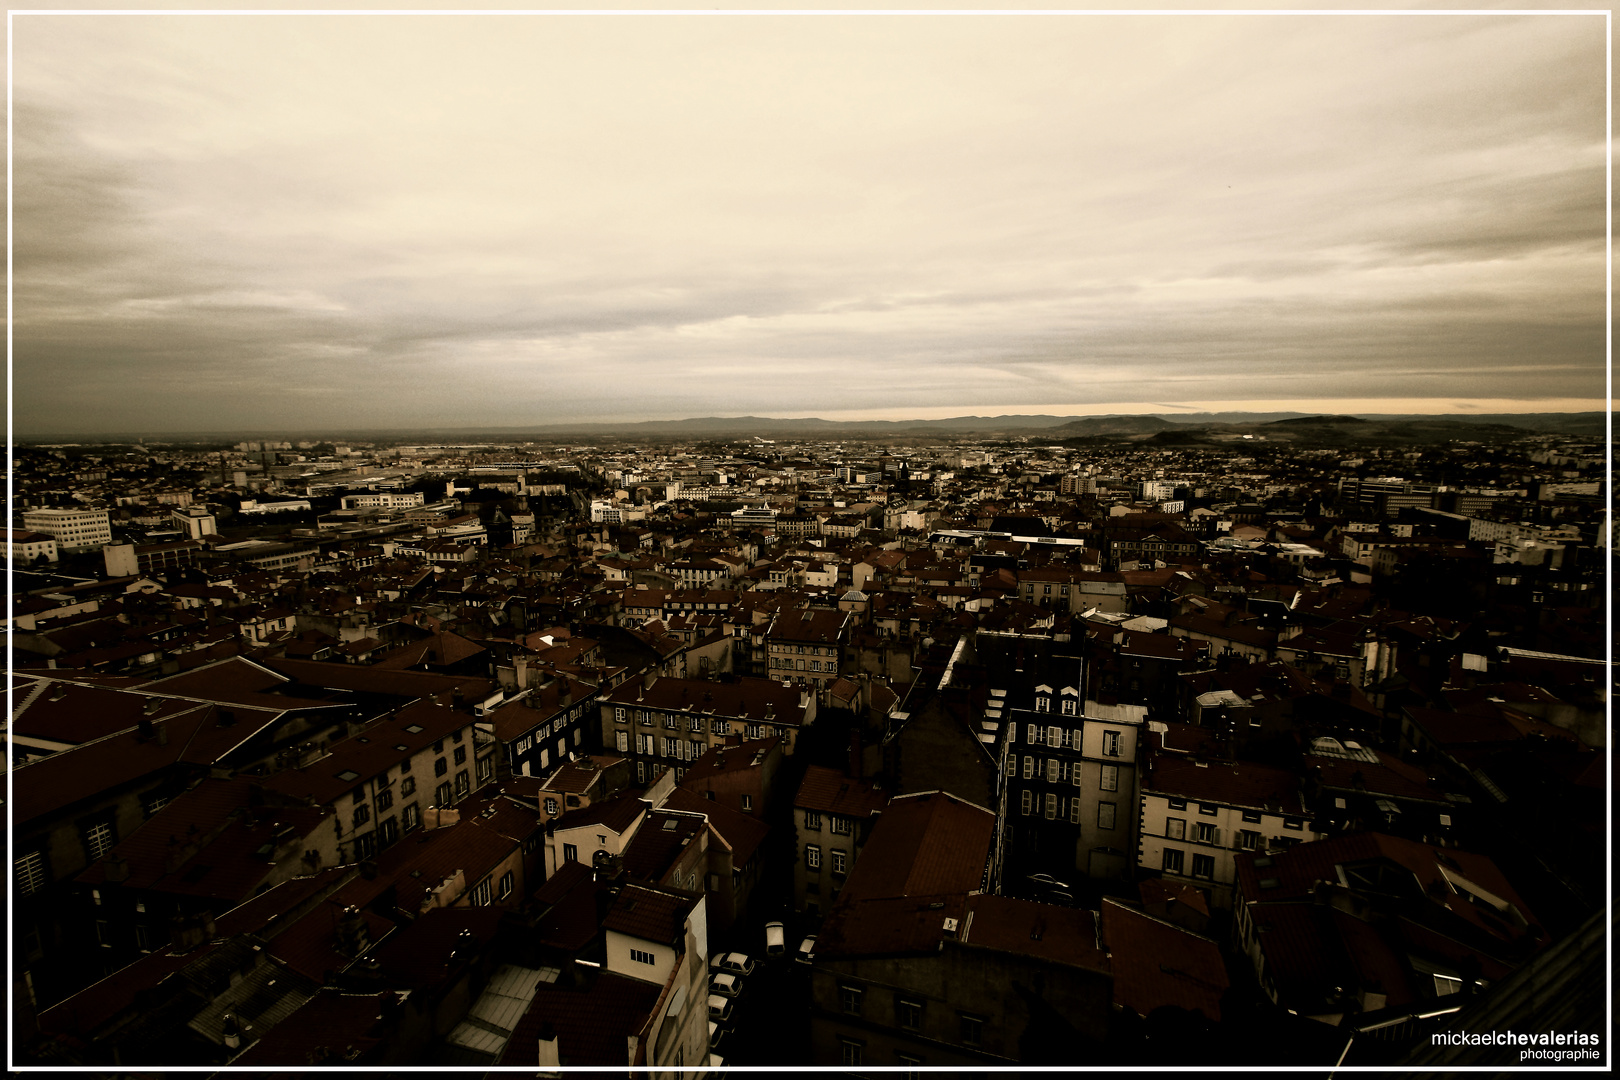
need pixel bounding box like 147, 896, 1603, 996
22, 507, 113, 552
766, 608, 851, 699
601, 675, 815, 786
258, 700, 494, 862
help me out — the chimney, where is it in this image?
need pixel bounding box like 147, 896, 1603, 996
537, 1023, 560, 1067
155, 719, 169, 746
337, 905, 370, 957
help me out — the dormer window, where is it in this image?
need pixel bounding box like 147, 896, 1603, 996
1035, 696, 1051, 713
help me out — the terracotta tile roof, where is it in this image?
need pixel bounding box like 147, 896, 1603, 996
961, 894, 1109, 973
10, 677, 206, 746
262, 656, 494, 703
257, 700, 472, 807
601, 883, 699, 947
365, 905, 507, 989
499, 971, 661, 1066
620, 809, 707, 883
815, 893, 971, 960
267, 901, 397, 983
11, 710, 212, 824
138, 655, 328, 709
1138, 877, 1211, 916
551, 793, 647, 836
603, 675, 810, 726
1305, 749, 1450, 804
793, 765, 889, 818
1099, 898, 1228, 1021
842, 791, 994, 899
1143, 755, 1308, 814
230, 990, 394, 1066
485, 677, 594, 742
660, 786, 770, 867
678, 737, 779, 785
372, 630, 489, 670
1234, 833, 1541, 951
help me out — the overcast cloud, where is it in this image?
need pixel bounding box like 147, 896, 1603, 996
11, 9, 1607, 435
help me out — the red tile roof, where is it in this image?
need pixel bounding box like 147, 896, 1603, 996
793, 765, 889, 818
601, 883, 698, 946
499, 971, 661, 1066
961, 894, 1109, 973
841, 791, 994, 899
1099, 898, 1228, 1021
1143, 754, 1308, 814
660, 786, 770, 868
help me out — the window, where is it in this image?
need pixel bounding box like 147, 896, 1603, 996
840, 1039, 863, 1066
401, 777, 416, 796
1022, 756, 1035, 780
1097, 802, 1116, 830
630, 948, 656, 965
615, 707, 626, 723
1044, 793, 1058, 820
471, 878, 492, 905
454, 771, 470, 797
1283, 816, 1304, 831
436, 781, 453, 806
1005, 755, 1016, 777
376, 788, 393, 812
563, 843, 579, 863
1239, 830, 1262, 850
355, 832, 376, 859
897, 1052, 923, 1066
435, 757, 448, 777
453, 745, 467, 765
806, 844, 822, 870
403, 803, 420, 831
16, 851, 47, 897
1167, 797, 1187, 811
544, 797, 559, 816
1069, 798, 1082, 824
830, 816, 852, 835
1242, 809, 1263, 824
831, 849, 847, 874
959, 1013, 984, 1047
1027, 722, 1041, 743
1195, 822, 1218, 845
640, 710, 654, 726
896, 996, 924, 1030
1191, 854, 1215, 880
804, 811, 822, 830
1198, 802, 1218, 816
1061, 698, 1077, 716
1046, 725, 1062, 748
840, 985, 864, 1015
1099, 765, 1118, 792
379, 815, 399, 846
688, 715, 704, 732
453, 728, 464, 743
711, 719, 730, 736
84, 820, 116, 862
1162, 847, 1184, 874
665, 714, 679, 729
434, 739, 444, 753
1045, 758, 1059, 783
1021, 789, 1033, 815
477, 756, 492, 781
1102, 730, 1122, 757
1165, 818, 1185, 840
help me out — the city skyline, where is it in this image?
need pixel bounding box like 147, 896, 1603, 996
11, 8, 1608, 436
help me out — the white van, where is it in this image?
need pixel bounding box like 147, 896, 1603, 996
764, 920, 786, 958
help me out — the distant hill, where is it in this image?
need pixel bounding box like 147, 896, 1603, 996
17, 410, 1604, 444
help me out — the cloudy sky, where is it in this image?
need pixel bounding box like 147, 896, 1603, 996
11, 7, 1607, 435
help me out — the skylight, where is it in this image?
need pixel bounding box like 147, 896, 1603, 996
335, 769, 360, 782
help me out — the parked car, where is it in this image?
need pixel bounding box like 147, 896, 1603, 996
1025, 872, 1068, 891
709, 972, 744, 998
710, 951, 755, 977
795, 934, 817, 964
764, 920, 786, 958
708, 1020, 729, 1052
1047, 890, 1076, 906
708, 994, 733, 1023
